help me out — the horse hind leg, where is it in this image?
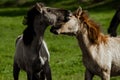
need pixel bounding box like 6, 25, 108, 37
108, 10, 120, 37
13, 62, 20, 80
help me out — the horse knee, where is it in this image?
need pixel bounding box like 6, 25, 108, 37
101, 70, 110, 80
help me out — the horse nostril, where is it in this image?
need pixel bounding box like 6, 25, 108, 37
53, 31, 59, 35
50, 27, 58, 35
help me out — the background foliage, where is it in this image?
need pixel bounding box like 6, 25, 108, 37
0, 0, 120, 80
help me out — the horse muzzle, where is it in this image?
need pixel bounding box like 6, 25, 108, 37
50, 26, 60, 35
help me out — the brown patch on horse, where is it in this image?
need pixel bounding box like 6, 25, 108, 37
81, 11, 108, 44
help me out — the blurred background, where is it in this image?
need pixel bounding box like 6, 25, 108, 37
0, 0, 119, 9
0, 0, 120, 80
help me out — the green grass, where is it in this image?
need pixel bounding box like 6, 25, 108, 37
0, 0, 120, 80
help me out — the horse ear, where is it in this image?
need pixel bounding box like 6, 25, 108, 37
35, 3, 44, 13
75, 6, 82, 18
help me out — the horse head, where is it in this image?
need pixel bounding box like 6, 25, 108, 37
23, 2, 71, 45
23, 2, 71, 27
50, 7, 82, 36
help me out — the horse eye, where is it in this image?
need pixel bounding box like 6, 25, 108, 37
67, 17, 70, 20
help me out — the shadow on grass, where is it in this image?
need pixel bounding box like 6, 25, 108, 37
0, 8, 27, 17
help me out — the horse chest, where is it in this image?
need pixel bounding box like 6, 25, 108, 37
22, 54, 43, 72
32, 56, 43, 73
82, 55, 106, 75
83, 57, 101, 73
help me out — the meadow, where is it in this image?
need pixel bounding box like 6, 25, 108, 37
0, 0, 120, 80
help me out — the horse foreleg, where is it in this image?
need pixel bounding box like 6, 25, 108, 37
13, 62, 20, 80
85, 69, 94, 80
27, 72, 33, 80
39, 70, 45, 80
43, 61, 52, 80
32, 74, 39, 80
101, 70, 110, 80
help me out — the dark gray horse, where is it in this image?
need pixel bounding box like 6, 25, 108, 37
13, 3, 70, 80
108, 7, 120, 37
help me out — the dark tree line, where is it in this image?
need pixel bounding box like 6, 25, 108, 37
15, 0, 105, 5
77, 0, 104, 3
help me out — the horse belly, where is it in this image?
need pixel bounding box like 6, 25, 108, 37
111, 63, 120, 76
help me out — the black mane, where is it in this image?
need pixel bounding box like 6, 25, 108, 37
23, 6, 40, 46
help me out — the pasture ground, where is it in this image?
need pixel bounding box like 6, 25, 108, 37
0, 0, 120, 80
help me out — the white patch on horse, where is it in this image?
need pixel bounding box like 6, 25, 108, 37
39, 56, 47, 65
39, 40, 50, 65
43, 40, 50, 61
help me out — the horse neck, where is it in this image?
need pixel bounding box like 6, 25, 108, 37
76, 23, 93, 56
31, 25, 47, 50
76, 22, 108, 57
76, 33, 90, 55
34, 24, 47, 37
29, 37, 42, 53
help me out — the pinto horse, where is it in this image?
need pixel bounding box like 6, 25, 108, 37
13, 3, 70, 80
51, 7, 120, 80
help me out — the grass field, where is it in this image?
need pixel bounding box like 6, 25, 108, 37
0, 0, 120, 80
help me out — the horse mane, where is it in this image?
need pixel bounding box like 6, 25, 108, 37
81, 11, 107, 44
23, 5, 40, 46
